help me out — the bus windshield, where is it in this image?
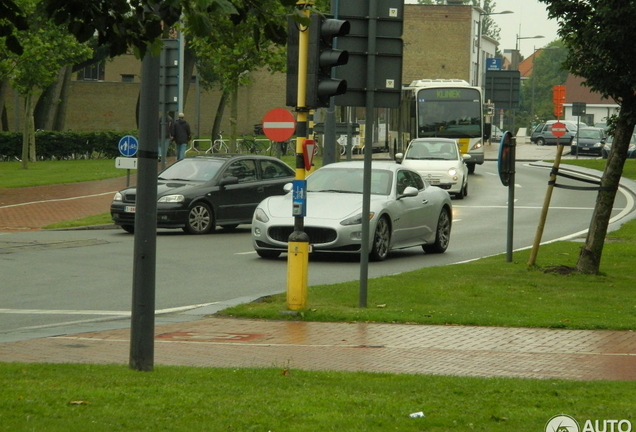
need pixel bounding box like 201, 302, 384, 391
416, 88, 482, 138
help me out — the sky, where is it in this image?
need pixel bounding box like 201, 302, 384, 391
489, 0, 560, 57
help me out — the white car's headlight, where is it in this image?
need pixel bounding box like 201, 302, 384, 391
254, 208, 269, 223
341, 212, 375, 226
158, 194, 185, 203
113, 192, 123, 201
448, 167, 458, 176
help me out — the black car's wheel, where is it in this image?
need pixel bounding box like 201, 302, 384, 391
537, 137, 546, 146
370, 216, 390, 261
184, 202, 215, 234
423, 207, 451, 254
121, 225, 134, 234
256, 250, 282, 259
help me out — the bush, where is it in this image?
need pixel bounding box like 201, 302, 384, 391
0, 130, 139, 160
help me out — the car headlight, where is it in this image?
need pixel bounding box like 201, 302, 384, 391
113, 192, 123, 201
448, 167, 458, 176
341, 212, 375, 226
593, 142, 603, 148
254, 207, 269, 223
158, 194, 185, 203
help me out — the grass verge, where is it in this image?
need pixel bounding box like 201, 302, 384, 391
2, 364, 634, 432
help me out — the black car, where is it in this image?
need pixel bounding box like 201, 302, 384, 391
570, 127, 606, 156
110, 155, 295, 234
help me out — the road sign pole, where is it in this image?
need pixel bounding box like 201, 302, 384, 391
286, 1, 312, 311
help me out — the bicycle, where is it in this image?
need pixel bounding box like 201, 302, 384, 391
238, 134, 271, 154
207, 132, 229, 154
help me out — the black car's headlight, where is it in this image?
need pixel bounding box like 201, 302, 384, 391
113, 192, 123, 201
158, 194, 185, 203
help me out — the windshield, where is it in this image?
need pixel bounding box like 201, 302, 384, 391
158, 158, 224, 182
416, 88, 482, 138
307, 168, 393, 195
406, 140, 459, 160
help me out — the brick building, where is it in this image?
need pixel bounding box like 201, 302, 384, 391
5, 4, 491, 137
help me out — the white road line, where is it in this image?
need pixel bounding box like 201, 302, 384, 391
0, 192, 116, 209
0, 303, 218, 317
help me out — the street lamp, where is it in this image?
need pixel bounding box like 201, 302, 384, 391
513, 34, 544, 69
476, 9, 513, 87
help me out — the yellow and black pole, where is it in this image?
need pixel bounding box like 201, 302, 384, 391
286, 0, 312, 311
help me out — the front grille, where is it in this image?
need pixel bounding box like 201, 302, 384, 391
122, 193, 136, 204
268, 226, 337, 245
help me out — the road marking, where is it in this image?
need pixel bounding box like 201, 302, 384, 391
0, 303, 218, 317
0, 192, 116, 209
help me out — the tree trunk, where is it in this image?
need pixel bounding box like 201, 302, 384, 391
34, 66, 67, 130
0, 80, 9, 131
576, 98, 636, 274
182, 46, 196, 109
211, 88, 229, 143
21, 92, 36, 168
230, 87, 238, 153
53, 65, 73, 131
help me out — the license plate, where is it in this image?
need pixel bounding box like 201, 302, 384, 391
124, 206, 136, 213
428, 179, 440, 185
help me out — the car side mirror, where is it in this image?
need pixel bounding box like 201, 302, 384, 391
395, 152, 404, 163
219, 176, 239, 187
283, 182, 293, 193
462, 154, 472, 161
398, 186, 419, 199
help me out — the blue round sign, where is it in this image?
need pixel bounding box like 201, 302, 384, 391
118, 135, 138, 157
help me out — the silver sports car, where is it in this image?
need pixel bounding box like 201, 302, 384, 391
251, 161, 453, 261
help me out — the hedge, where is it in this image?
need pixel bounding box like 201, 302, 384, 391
0, 131, 139, 160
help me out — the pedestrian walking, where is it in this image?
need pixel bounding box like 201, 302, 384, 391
173, 113, 192, 161
158, 112, 174, 163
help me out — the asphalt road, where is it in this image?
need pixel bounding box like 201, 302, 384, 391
1, 161, 634, 341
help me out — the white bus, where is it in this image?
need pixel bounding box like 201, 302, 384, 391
395, 79, 486, 173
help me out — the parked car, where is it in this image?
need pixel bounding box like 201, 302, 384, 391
251, 161, 453, 261
570, 127, 607, 156
601, 133, 636, 159
530, 120, 585, 146
111, 155, 295, 234
395, 138, 469, 199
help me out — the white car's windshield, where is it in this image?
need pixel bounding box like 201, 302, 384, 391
406, 140, 459, 160
307, 168, 393, 195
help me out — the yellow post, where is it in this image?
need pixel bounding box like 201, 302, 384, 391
286, 1, 312, 311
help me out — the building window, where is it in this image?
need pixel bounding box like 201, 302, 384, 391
121, 74, 136, 82
77, 62, 105, 81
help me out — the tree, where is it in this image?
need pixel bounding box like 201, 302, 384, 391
7, 0, 91, 168
188, 1, 287, 149
541, 0, 636, 274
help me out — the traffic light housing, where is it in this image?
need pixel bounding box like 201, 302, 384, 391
306, 15, 350, 108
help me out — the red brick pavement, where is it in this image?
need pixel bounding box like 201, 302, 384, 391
0, 318, 635, 380
0, 176, 133, 231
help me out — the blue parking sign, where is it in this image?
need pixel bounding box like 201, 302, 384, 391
118, 135, 139, 157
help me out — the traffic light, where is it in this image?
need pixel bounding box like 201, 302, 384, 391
306, 14, 350, 108
285, 17, 299, 107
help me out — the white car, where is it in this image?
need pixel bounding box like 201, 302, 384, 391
396, 138, 469, 199
251, 161, 453, 261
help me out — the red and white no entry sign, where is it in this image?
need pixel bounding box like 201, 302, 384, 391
551, 121, 567, 138
262, 108, 296, 142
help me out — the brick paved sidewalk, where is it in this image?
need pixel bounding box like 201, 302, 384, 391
1, 317, 635, 380
0, 176, 133, 231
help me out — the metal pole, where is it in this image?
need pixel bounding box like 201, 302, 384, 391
359, 0, 378, 308
506, 138, 516, 262
129, 51, 160, 372
286, 1, 312, 311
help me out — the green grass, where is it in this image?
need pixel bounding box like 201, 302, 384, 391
1, 364, 634, 432
0, 159, 129, 189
